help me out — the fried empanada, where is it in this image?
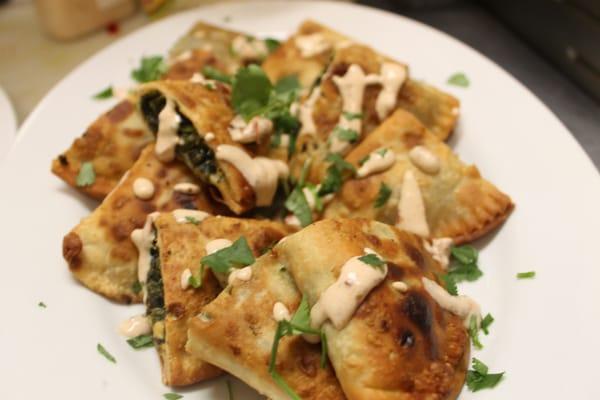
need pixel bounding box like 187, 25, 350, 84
274, 218, 470, 400
323, 110, 514, 243
187, 252, 346, 400
146, 213, 291, 386
62, 144, 220, 303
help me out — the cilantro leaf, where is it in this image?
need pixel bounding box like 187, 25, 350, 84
202, 66, 232, 84
126, 334, 154, 349
374, 182, 392, 208
451, 245, 478, 264
131, 55, 166, 83
447, 72, 470, 88
231, 64, 272, 119
333, 126, 359, 143
163, 393, 183, 400
38, 301, 46, 308
468, 315, 483, 350
358, 253, 385, 270
201, 237, 255, 274
97, 343, 116, 363
318, 153, 356, 196
188, 265, 204, 289
325, 153, 356, 174
342, 111, 363, 120
285, 187, 312, 227
265, 38, 281, 53
439, 273, 458, 296
480, 313, 494, 335
516, 271, 536, 279
76, 162, 96, 187
185, 216, 200, 225
466, 358, 504, 392
274, 75, 300, 95
289, 296, 312, 330
446, 245, 482, 283
93, 86, 113, 100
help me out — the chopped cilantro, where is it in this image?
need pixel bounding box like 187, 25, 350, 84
131, 55, 166, 83
231, 64, 273, 119
439, 273, 458, 296
447, 72, 470, 88
516, 271, 536, 279
202, 66, 232, 84
342, 111, 363, 120
466, 358, 504, 392
93, 86, 113, 100
185, 216, 200, 225
333, 126, 359, 143
38, 301, 46, 308
188, 267, 202, 288
285, 187, 312, 227
374, 182, 392, 208
318, 154, 356, 196
201, 237, 255, 274
76, 162, 96, 187
126, 334, 153, 349
480, 313, 494, 335
468, 315, 483, 350
265, 38, 281, 53
274, 75, 300, 95
97, 343, 116, 363
358, 253, 385, 270
131, 281, 142, 294
163, 393, 183, 400
446, 245, 482, 283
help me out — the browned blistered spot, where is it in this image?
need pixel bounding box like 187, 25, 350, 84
106, 100, 134, 123
123, 128, 146, 138
111, 222, 132, 242
110, 243, 135, 262
402, 131, 424, 149
404, 242, 425, 269
299, 353, 317, 378
63, 232, 82, 269
58, 154, 68, 166
168, 303, 186, 319
229, 345, 241, 356
155, 167, 168, 179
365, 233, 381, 247
387, 263, 406, 281
140, 201, 157, 214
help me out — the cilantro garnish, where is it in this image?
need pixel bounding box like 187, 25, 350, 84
76, 162, 96, 187
269, 296, 327, 399
374, 182, 392, 208
202, 66, 232, 84
97, 343, 116, 363
480, 313, 494, 335
274, 75, 300, 95
163, 393, 183, 400
265, 38, 281, 53
131, 281, 142, 294
439, 273, 458, 296
201, 237, 255, 274
131, 55, 166, 83
342, 111, 363, 120
188, 265, 204, 289
445, 245, 483, 283
358, 253, 385, 270
231, 64, 273, 119
447, 72, 470, 88
285, 187, 312, 227
358, 155, 370, 166
126, 334, 153, 349
468, 315, 483, 350
333, 126, 359, 143
466, 358, 504, 392
38, 301, 46, 308
185, 216, 200, 225
516, 271, 536, 279
318, 153, 356, 196
93, 86, 113, 100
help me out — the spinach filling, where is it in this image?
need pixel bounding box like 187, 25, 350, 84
139, 91, 220, 181
146, 236, 165, 325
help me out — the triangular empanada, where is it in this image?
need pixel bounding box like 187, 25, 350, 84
274, 218, 470, 400
187, 252, 346, 400
146, 213, 291, 386
62, 144, 221, 303
323, 109, 513, 243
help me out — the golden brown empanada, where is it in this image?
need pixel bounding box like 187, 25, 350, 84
147, 213, 291, 386
187, 252, 346, 400
323, 109, 513, 243
274, 218, 470, 400
62, 144, 221, 303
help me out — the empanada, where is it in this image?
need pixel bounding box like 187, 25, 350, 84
187, 252, 346, 400
62, 144, 220, 303
274, 218, 470, 400
145, 213, 290, 386
323, 110, 514, 243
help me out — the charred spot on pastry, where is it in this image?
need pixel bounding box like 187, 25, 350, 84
398, 329, 415, 348
402, 292, 432, 335
58, 154, 69, 166
140, 201, 157, 214
229, 345, 241, 356
404, 242, 425, 269
167, 303, 186, 319
63, 232, 83, 269
111, 222, 132, 241
387, 263, 405, 280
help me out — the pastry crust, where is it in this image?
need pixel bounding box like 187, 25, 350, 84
62, 144, 221, 303
274, 219, 470, 400
151, 213, 291, 386
323, 110, 514, 243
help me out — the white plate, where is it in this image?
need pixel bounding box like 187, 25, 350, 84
0, 86, 17, 162
1, 1, 600, 399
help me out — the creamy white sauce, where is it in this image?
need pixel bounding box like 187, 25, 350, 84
392, 281, 409, 292
356, 149, 396, 178
272, 302, 291, 322
172, 209, 210, 224
180, 268, 192, 290
284, 214, 302, 228
397, 170, 430, 237
172, 50, 193, 63
231, 35, 268, 61
299, 87, 321, 136
294, 33, 331, 58
424, 238, 453, 269
215, 145, 289, 207
204, 132, 215, 142
228, 266, 253, 286
422, 277, 481, 327
155, 98, 181, 162
112, 86, 130, 100
228, 115, 273, 143
173, 182, 201, 194
118, 314, 152, 338
279, 134, 290, 148
132, 177, 155, 200
408, 146, 441, 175
189, 72, 206, 84
131, 212, 160, 286
310, 249, 387, 330
205, 238, 233, 255
375, 63, 407, 120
